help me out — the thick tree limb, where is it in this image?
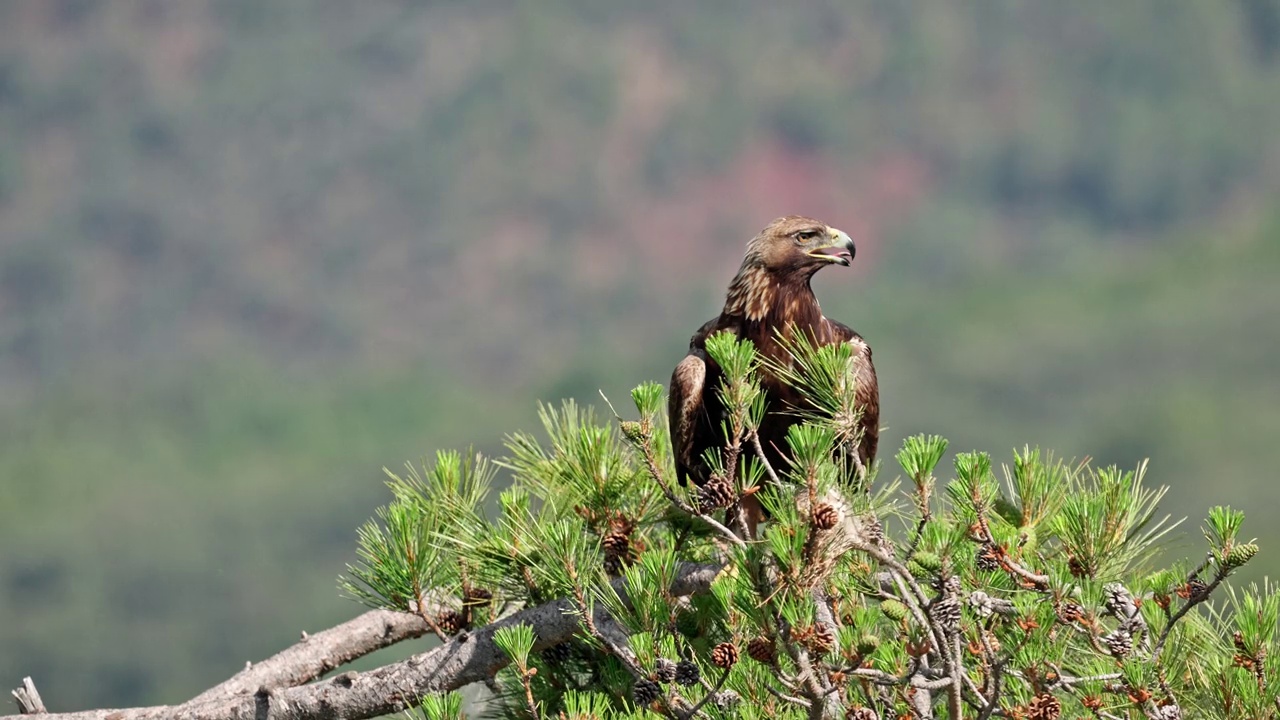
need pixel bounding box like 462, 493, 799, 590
3, 563, 722, 720
188, 609, 431, 704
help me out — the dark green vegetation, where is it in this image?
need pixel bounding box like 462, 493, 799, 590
346, 341, 1270, 719
1, 0, 1279, 711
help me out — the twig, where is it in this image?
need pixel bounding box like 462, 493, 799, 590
636, 434, 747, 549
566, 564, 645, 679
845, 667, 909, 686
1151, 564, 1230, 660
11, 678, 45, 715
764, 684, 811, 708
972, 514, 1049, 589
952, 636, 970, 719
974, 624, 1002, 720
749, 431, 782, 487
677, 669, 731, 720
1051, 672, 1123, 689
905, 515, 930, 561
517, 663, 539, 719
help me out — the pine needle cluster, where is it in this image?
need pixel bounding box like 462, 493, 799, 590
344, 336, 1272, 720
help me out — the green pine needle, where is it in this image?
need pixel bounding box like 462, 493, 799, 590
493, 624, 537, 668
896, 434, 948, 484
764, 329, 868, 447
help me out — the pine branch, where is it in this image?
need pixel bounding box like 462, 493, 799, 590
3, 563, 722, 720
188, 608, 432, 705
1151, 560, 1230, 660
750, 431, 782, 487
633, 430, 747, 548
677, 669, 730, 720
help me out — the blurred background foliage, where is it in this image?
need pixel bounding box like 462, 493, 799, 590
1, 0, 1278, 711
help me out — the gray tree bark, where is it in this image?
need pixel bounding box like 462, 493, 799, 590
3, 563, 722, 720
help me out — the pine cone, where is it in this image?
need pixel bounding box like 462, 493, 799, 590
1103, 583, 1134, 618
619, 420, 645, 443
912, 550, 942, 573
880, 598, 908, 622
1103, 628, 1132, 658
674, 659, 700, 686
812, 503, 840, 530
810, 624, 836, 657
976, 543, 1000, 571
541, 642, 573, 664
1233, 630, 1249, 653
603, 553, 624, 576
846, 708, 878, 720
654, 657, 677, 683
697, 477, 736, 513
711, 642, 739, 668
931, 596, 962, 632
602, 530, 630, 557
1056, 602, 1084, 624
856, 633, 880, 655
1027, 692, 1062, 720
968, 590, 995, 618
747, 636, 776, 663
929, 576, 963, 633
712, 690, 741, 710
1067, 555, 1089, 578
632, 677, 662, 707
464, 587, 493, 605
434, 609, 465, 635
865, 517, 884, 545
1179, 579, 1208, 600
1225, 543, 1259, 568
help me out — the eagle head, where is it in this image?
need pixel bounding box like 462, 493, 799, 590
743, 215, 857, 277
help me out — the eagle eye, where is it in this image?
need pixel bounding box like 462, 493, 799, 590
793, 229, 820, 242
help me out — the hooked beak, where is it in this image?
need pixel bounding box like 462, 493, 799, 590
806, 228, 856, 267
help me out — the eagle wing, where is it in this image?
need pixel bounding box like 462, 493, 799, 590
668, 318, 731, 486
668, 349, 707, 485
826, 318, 879, 467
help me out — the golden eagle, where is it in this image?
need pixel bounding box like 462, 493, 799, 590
668, 215, 879, 513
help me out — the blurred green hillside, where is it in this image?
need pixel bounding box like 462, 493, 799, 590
1, 0, 1279, 711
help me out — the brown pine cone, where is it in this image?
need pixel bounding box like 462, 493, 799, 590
1178, 579, 1208, 599
710, 642, 739, 668
747, 635, 776, 663
1055, 602, 1084, 624
976, 543, 1000, 571
654, 657, 677, 683
810, 624, 836, 656
696, 477, 736, 513
846, 708, 878, 720
602, 530, 630, 557
812, 503, 840, 530
603, 553, 630, 577
435, 609, 465, 635
1027, 692, 1062, 720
